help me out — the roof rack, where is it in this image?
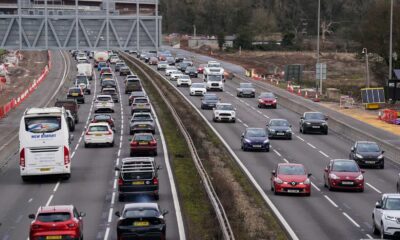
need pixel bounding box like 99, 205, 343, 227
120, 157, 155, 173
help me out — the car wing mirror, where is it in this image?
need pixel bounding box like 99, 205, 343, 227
324, 167, 328, 172
375, 201, 382, 209
307, 173, 312, 178
162, 210, 169, 216
114, 166, 121, 171
382, 150, 385, 154
241, 133, 244, 138
28, 214, 35, 219
128, 138, 132, 142
271, 170, 276, 176
325, 116, 329, 120
115, 211, 121, 217
351, 147, 355, 152
361, 170, 365, 174
79, 212, 86, 218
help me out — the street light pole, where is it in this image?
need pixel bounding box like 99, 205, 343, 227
389, 0, 394, 80
316, 0, 322, 95
363, 48, 370, 88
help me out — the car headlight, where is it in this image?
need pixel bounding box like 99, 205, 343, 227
385, 215, 397, 221
274, 177, 283, 184
263, 139, 269, 144
306, 122, 311, 125
321, 122, 327, 126
378, 154, 384, 159
215, 111, 219, 115
286, 129, 292, 133
269, 129, 276, 132
244, 139, 251, 143
355, 153, 363, 159
355, 174, 363, 180
329, 173, 339, 180
304, 178, 310, 184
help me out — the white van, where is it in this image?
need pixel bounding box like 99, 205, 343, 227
203, 67, 225, 91
77, 63, 93, 80
19, 107, 72, 181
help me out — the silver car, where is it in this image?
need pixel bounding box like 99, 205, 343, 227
129, 112, 156, 135
236, 82, 255, 98
131, 97, 151, 115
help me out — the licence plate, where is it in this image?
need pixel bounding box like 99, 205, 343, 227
287, 189, 300, 193
133, 221, 149, 227
139, 142, 148, 145
102, 103, 106, 106
366, 161, 376, 164
40, 168, 51, 172
252, 145, 262, 148
277, 133, 285, 135
72, 93, 78, 96
312, 126, 320, 128
138, 104, 145, 107
139, 124, 146, 127
95, 134, 102, 136
264, 103, 271, 105
342, 181, 353, 185
132, 181, 145, 185
46, 236, 62, 240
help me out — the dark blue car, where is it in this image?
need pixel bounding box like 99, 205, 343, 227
241, 128, 270, 152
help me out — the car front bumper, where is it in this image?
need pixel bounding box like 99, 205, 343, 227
274, 183, 311, 194
242, 142, 269, 150
214, 115, 235, 122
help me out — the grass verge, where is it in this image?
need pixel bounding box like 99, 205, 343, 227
122, 54, 288, 240
122, 56, 222, 239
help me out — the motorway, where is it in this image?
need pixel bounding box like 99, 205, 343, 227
0, 53, 183, 240
131, 49, 400, 240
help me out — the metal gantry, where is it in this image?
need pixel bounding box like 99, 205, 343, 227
0, 0, 161, 50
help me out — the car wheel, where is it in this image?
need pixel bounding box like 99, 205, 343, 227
379, 161, 384, 169
213, 117, 217, 122
152, 130, 156, 135
110, 141, 114, 147
84, 143, 89, 148
130, 151, 134, 157
271, 183, 274, 191
324, 129, 328, 135
273, 105, 277, 109
22, 176, 29, 182
273, 188, 278, 195
381, 223, 389, 239
87, 90, 91, 95
288, 136, 292, 140
258, 104, 262, 108
231, 119, 236, 123
266, 148, 270, 152
359, 187, 364, 192
154, 194, 159, 200
302, 128, 307, 134
305, 192, 311, 197
63, 174, 71, 180
118, 194, 124, 202
153, 151, 158, 156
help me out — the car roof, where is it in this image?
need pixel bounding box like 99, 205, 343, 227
383, 193, 400, 199
123, 202, 158, 211
246, 127, 265, 131
277, 163, 304, 168
37, 205, 73, 213
356, 141, 378, 145
304, 111, 323, 114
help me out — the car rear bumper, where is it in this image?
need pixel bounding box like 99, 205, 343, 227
130, 146, 157, 153
30, 230, 80, 240
21, 165, 71, 176
84, 136, 114, 144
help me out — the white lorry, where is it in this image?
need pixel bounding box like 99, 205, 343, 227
203, 62, 225, 91
77, 63, 93, 80
94, 51, 109, 67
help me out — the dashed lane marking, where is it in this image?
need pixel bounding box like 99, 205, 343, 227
343, 212, 360, 228
324, 195, 338, 208
311, 182, 321, 192
319, 150, 330, 158
307, 143, 317, 149
366, 183, 382, 194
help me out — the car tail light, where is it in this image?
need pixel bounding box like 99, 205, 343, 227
150, 140, 157, 146
130, 141, 138, 146
20, 148, 25, 167
105, 130, 112, 135
64, 146, 70, 165
153, 177, 159, 185
85, 131, 92, 136
118, 178, 123, 186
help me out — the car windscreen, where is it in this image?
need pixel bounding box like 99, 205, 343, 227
216, 105, 234, 110
76, 75, 87, 81
204, 95, 218, 101
69, 88, 81, 94
131, 92, 145, 97
191, 83, 205, 88
357, 143, 380, 152
208, 75, 222, 82
134, 134, 153, 141
385, 198, 400, 210
179, 76, 190, 80
240, 83, 253, 88
37, 212, 71, 222
76, 78, 87, 84
260, 93, 274, 98
278, 165, 305, 175
246, 129, 266, 137
332, 161, 358, 172
99, 63, 107, 67
97, 96, 111, 101
89, 125, 109, 132
186, 67, 196, 72
124, 209, 159, 218
304, 113, 325, 120
25, 117, 62, 133
270, 120, 289, 127
132, 115, 152, 122
134, 98, 148, 103
102, 90, 116, 95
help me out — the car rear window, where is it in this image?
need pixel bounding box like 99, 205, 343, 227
103, 90, 116, 95
37, 212, 70, 222
69, 88, 81, 94
240, 83, 253, 88
89, 125, 109, 132
124, 209, 159, 218
97, 96, 111, 101
332, 161, 358, 172
134, 98, 148, 103
94, 115, 111, 121
134, 134, 153, 141
123, 171, 153, 180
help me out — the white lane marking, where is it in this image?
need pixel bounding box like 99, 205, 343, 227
263, 114, 270, 119
296, 136, 305, 141
365, 234, 373, 239
103, 228, 110, 240
243, 123, 249, 128
366, 183, 382, 194
45, 194, 54, 207
53, 181, 60, 192
307, 143, 316, 149
111, 191, 116, 205
319, 150, 330, 158
116, 158, 120, 166
342, 212, 360, 228
71, 152, 75, 159
323, 195, 338, 208
257, 110, 262, 114
273, 149, 282, 157
282, 158, 289, 163
107, 207, 114, 223
311, 182, 321, 192
237, 118, 243, 123
28, 198, 33, 203
244, 102, 250, 106
117, 149, 121, 157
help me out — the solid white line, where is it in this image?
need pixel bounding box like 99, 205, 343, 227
71, 152, 75, 159
311, 182, 321, 191
244, 102, 250, 106
296, 136, 305, 141
323, 195, 338, 208
45, 194, 53, 207
319, 150, 330, 158
53, 182, 60, 192
307, 142, 316, 149
107, 207, 113, 223
282, 158, 289, 163
342, 212, 360, 228
273, 149, 282, 157
366, 183, 382, 194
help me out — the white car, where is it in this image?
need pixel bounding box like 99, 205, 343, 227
170, 71, 183, 81
157, 61, 169, 71
165, 66, 178, 76
373, 193, 400, 238
84, 122, 114, 147
76, 52, 88, 62
213, 103, 236, 123
110, 56, 120, 64
190, 83, 207, 96
177, 75, 192, 87
94, 95, 115, 113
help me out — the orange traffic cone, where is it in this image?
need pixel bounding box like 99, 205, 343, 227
287, 82, 290, 91
305, 91, 308, 98
313, 93, 320, 102
297, 88, 302, 96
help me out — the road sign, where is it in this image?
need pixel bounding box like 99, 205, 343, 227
316, 63, 327, 80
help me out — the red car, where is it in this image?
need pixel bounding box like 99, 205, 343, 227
197, 64, 207, 74
258, 92, 277, 109
29, 205, 85, 240
324, 159, 365, 192
130, 133, 157, 156
271, 163, 311, 196
91, 114, 115, 131
100, 67, 112, 75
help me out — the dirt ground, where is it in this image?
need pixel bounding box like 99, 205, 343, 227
0, 51, 48, 105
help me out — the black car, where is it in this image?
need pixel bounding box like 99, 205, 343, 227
185, 66, 198, 78
115, 203, 168, 240
267, 119, 292, 139
115, 157, 160, 201
119, 66, 131, 76
350, 141, 384, 168
299, 112, 328, 134
241, 128, 270, 151
175, 54, 185, 63
177, 62, 190, 72
200, 94, 220, 109
66, 87, 85, 104
237, 82, 255, 98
